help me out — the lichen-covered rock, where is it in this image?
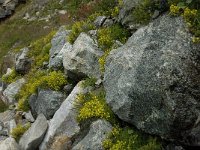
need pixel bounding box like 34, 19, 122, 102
72, 119, 112, 150
0, 137, 20, 150
49, 26, 71, 70
104, 14, 200, 145
15, 47, 31, 74
63, 33, 103, 80
39, 81, 89, 150
3, 78, 25, 104
19, 114, 48, 150
29, 89, 66, 120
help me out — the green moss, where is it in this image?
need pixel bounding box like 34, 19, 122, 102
82, 77, 97, 88
67, 20, 95, 44
11, 123, 31, 142
74, 90, 115, 123
2, 69, 21, 84
103, 127, 161, 150
169, 1, 200, 43
132, 0, 160, 25
97, 24, 130, 72
44, 71, 67, 91
0, 100, 8, 113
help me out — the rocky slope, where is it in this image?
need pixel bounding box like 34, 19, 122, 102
0, 0, 200, 150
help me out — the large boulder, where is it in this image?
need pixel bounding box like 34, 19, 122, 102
19, 114, 48, 150
39, 81, 89, 150
15, 47, 31, 75
49, 26, 71, 70
104, 14, 200, 145
29, 88, 66, 120
3, 78, 25, 105
0, 137, 20, 150
72, 119, 112, 150
63, 33, 103, 80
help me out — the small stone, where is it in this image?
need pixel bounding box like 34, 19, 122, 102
94, 16, 107, 27
103, 19, 114, 27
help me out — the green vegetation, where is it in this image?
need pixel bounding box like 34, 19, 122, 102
17, 70, 67, 111
97, 24, 130, 72
67, 20, 95, 44
2, 69, 21, 84
169, 0, 200, 43
103, 127, 161, 150
0, 19, 54, 73
0, 100, 8, 113
45, 71, 67, 91
74, 90, 115, 123
131, 0, 162, 25
82, 77, 97, 88
28, 31, 56, 69
11, 123, 31, 141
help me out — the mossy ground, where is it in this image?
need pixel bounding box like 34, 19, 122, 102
0, 99, 8, 113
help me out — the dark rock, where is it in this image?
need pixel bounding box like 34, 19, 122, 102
29, 89, 66, 120
63, 84, 74, 95
104, 14, 200, 145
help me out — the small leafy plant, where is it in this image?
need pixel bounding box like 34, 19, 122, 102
169, 0, 200, 43
2, 69, 20, 84
67, 20, 95, 44
74, 91, 115, 123
103, 127, 161, 150
11, 123, 31, 142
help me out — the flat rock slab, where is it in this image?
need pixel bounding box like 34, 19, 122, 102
19, 114, 48, 150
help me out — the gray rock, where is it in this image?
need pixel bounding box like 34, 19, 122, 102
0, 7, 6, 18
72, 119, 112, 150
0, 0, 26, 19
103, 19, 114, 27
104, 14, 200, 145
39, 81, 89, 150
0, 0, 6, 4
0, 137, 20, 150
0, 110, 15, 123
7, 119, 16, 135
0, 121, 3, 131
3, 78, 25, 105
63, 33, 103, 80
88, 30, 97, 39
94, 16, 107, 27
23, 111, 35, 123
19, 114, 48, 150
49, 26, 71, 70
118, 0, 140, 30
29, 89, 66, 120
15, 47, 31, 74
